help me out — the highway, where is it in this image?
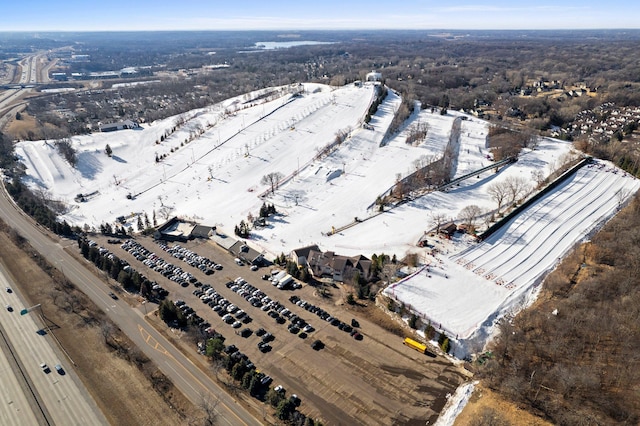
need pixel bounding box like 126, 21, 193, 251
0, 266, 108, 426
0, 313, 41, 425
0, 183, 262, 425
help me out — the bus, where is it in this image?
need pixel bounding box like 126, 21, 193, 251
403, 337, 427, 354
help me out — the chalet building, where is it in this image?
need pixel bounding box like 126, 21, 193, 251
305, 249, 371, 282
290, 245, 320, 267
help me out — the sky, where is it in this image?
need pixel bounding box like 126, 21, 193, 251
1, 1, 639, 32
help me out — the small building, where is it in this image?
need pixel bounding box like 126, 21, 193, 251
51, 72, 68, 81
153, 217, 214, 242
229, 241, 265, 266
100, 119, 140, 132
366, 70, 383, 82
439, 222, 457, 238
191, 224, 215, 239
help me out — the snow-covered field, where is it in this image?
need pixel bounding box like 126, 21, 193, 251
14, 82, 640, 359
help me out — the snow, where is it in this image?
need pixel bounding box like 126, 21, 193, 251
434, 381, 477, 426
384, 160, 640, 357
14, 82, 640, 359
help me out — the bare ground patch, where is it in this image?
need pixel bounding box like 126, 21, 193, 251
454, 383, 552, 426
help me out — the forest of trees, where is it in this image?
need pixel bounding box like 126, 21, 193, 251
11, 30, 640, 143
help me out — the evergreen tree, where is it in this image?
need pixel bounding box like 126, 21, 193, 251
205, 337, 225, 359
105, 144, 113, 157
276, 399, 295, 421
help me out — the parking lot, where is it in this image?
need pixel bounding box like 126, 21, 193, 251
94, 234, 467, 425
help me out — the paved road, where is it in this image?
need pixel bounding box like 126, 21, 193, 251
0, 266, 108, 426
0, 184, 262, 426
0, 316, 41, 425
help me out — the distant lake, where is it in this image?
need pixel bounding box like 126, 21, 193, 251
245, 41, 335, 51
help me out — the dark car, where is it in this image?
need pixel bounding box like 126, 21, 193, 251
108, 292, 118, 300
311, 340, 324, 350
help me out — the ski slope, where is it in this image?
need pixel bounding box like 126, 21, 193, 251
384, 160, 640, 357
14, 82, 640, 359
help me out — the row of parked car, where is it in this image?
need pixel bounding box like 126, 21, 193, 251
157, 241, 223, 275
289, 295, 363, 340
121, 240, 202, 288
193, 284, 254, 330
228, 277, 315, 338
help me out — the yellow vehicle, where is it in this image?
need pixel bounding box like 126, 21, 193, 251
403, 337, 427, 354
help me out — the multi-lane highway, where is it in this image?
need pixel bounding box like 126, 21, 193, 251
0, 265, 108, 425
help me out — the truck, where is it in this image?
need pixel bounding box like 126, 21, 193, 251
272, 270, 287, 286
403, 337, 427, 354
277, 274, 293, 289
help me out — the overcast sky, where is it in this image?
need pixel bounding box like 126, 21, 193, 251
2, 1, 639, 32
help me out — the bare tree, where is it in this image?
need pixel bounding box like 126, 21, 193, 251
483, 208, 495, 229
532, 169, 546, 188
158, 205, 173, 221
430, 212, 448, 233
199, 393, 220, 426
100, 320, 116, 346
261, 172, 284, 195
487, 180, 510, 214
505, 176, 531, 205
459, 205, 482, 231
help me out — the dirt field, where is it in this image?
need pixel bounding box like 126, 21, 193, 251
97, 234, 471, 425
3, 110, 61, 141
454, 383, 552, 426
0, 228, 194, 426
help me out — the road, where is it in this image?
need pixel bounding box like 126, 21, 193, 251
0, 184, 262, 425
0, 266, 108, 426
0, 314, 41, 425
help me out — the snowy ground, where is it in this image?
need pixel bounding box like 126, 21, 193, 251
14, 82, 640, 359
384, 160, 640, 357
